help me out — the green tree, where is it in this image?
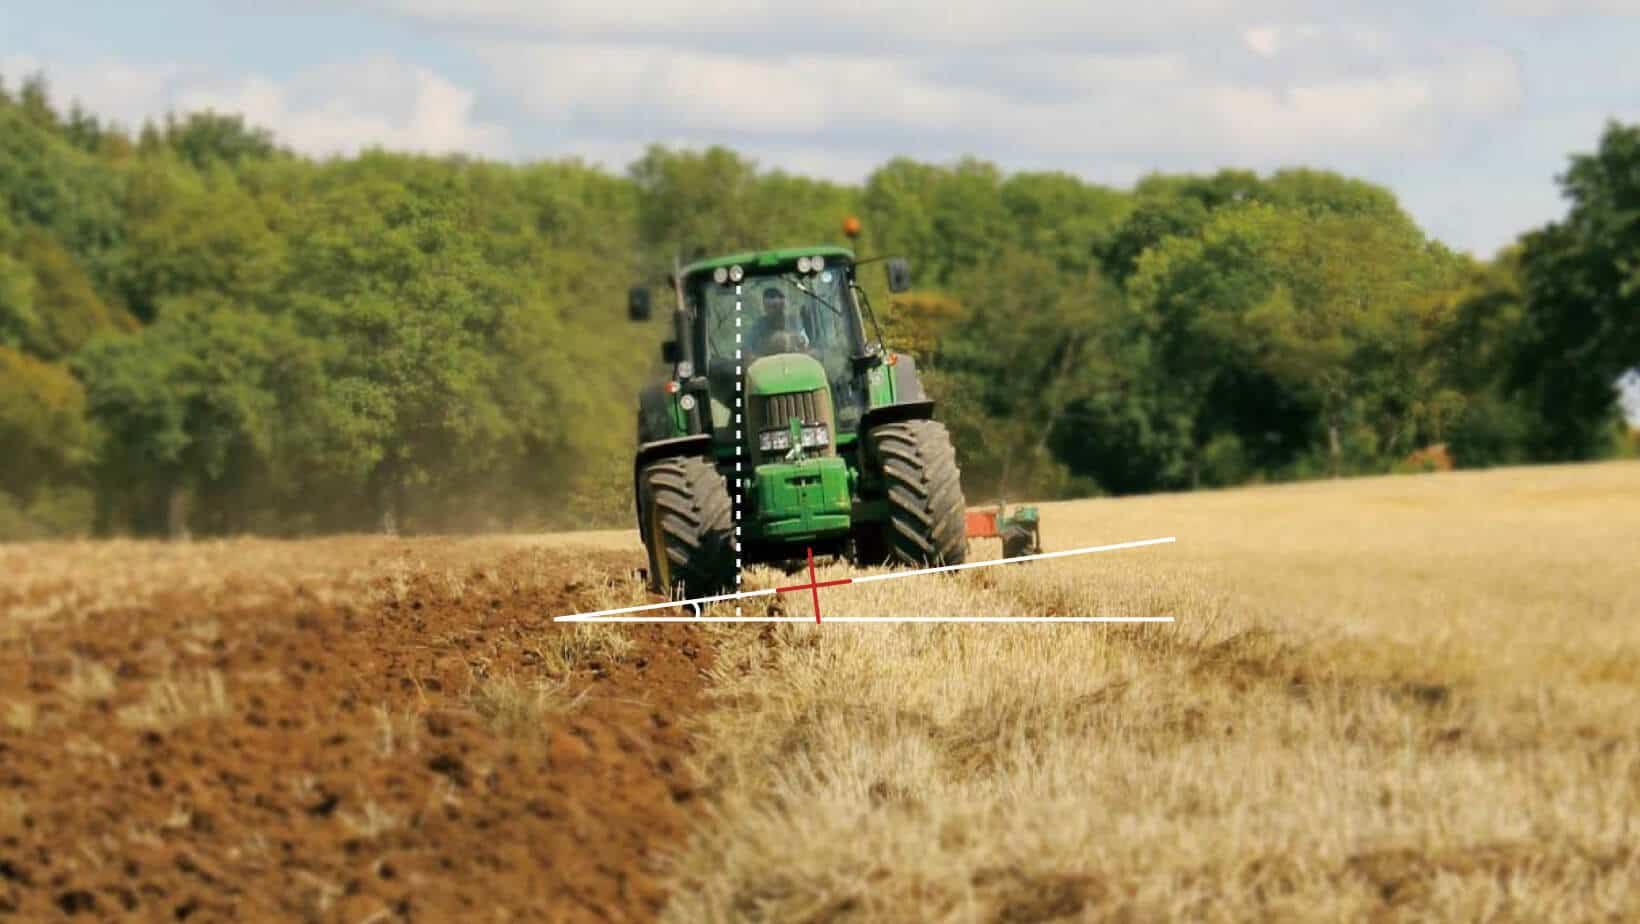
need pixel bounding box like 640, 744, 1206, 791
280, 162, 523, 530
162, 111, 280, 167
74, 306, 327, 536
1096, 194, 1213, 286
0, 346, 97, 537
0, 86, 127, 295
940, 248, 1122, 497
1131, 202, 1445, 479
119, 156, 286, 319
999, 171, 1130, 276
1514, 120, 1640, 459
630, 146, 763, 263
862, 159, 945, 281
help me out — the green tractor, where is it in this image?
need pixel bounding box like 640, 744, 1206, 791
628, 238, 968, 597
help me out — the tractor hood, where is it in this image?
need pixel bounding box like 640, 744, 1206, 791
746, 353, 828, 396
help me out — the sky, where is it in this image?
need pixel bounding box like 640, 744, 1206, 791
2, 1, 1639, 260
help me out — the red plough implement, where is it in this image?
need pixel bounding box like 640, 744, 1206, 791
964, 502, 1042, 559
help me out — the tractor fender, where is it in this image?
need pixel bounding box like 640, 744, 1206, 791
856, 399, 937, 481
888, 353, 928, 401
859, 399, 935, 434
636, 383, 677, 445
633, 434, 715, 522
857, 352, 933, 438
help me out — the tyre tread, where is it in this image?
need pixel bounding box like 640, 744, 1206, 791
641, 456, 734, 596
868, 420, 967, 567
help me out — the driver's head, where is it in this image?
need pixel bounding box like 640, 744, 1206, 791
762, 287, 785, 316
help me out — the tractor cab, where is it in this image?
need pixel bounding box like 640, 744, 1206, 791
683, 247, 876, 442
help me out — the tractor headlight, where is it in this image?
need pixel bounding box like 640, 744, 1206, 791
799, 424, 829, 448
713, 267, 728, 284
678, 393, 697, 412
728, 264, 745, 283
810, 255, 824, 272
758, 428, 792, 453
797, 256, 812, 272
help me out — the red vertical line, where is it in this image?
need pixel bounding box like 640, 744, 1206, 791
807, 546, 821, 623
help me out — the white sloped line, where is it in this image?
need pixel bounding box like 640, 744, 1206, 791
555, 536, 1176, 622
558, 616, 1175, 623
847, 536, 1176, 584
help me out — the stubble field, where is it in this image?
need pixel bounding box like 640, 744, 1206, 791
3, 461, 1638, 922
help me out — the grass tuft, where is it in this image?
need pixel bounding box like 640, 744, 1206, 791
60, 658, 117, 703
466, 673, 580, 737
338, 800, 402, 840
115, 670, 231, 730
541, 623, 637, 676
3, 700, 38, 732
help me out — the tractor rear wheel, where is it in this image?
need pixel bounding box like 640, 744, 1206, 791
868, 419, 967, 567
640, 456, 735, 597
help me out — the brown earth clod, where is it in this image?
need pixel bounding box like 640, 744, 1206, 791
0, 538, 706, 923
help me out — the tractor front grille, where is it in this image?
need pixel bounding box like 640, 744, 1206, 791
760, 391, 825, 429
749, 387, 835, 466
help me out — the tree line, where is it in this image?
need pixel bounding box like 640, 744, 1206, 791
1, 73, 1635, 539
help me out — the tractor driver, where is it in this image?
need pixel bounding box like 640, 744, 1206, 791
746, 287, 810, 356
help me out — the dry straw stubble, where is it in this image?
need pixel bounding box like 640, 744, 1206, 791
663, 461, 1640, 923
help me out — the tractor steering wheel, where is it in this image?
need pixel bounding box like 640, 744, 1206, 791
764, 330, 811, 355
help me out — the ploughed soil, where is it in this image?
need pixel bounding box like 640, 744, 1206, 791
0, 537, 708, 922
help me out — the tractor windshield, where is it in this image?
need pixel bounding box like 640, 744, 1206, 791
692, 266, 868, 433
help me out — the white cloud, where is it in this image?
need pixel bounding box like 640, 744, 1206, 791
1009, 52, 1192, 88
177, 56, 510, 158
365, 0, 1313, 44
486, 33, 1522, 162
1243, 26, 1283, 57
1619, 371, 1640, 425
1207, 77, 1432, 153
1239, 23, 1365, 57
13, 0, 1608, 256
1443, 47, 1525, 115
487, 45, 972, 134
1494, 0, 1640, 14
1, 53, 188, 129
1, 53, 510, 158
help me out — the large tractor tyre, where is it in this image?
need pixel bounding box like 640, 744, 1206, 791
640, 456, 735, 598
850, 523, 892, 567
869, 419, 968, 567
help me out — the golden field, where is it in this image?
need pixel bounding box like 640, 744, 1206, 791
667, 460, 1640, 922
2, 461, 1637, 922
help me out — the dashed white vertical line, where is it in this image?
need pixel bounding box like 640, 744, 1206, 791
734, 282, 743, 616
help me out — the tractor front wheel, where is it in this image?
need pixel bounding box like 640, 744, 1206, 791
867, 419, 968, 567
640, 456, 735, 597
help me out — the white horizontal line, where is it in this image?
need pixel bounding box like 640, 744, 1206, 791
558, 587, 777, 621
554, 536, 1175, 621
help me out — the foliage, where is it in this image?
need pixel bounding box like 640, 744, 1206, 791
0, 345, 95, 497
0, 77, 1631, 537
1513, 121, 1640, 459
0, 345, 96, 538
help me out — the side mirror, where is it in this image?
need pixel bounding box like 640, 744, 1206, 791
851, 350, 884, 373
628, 286, 652, 322
661, 340, 681, 364
885, 258, 912, 293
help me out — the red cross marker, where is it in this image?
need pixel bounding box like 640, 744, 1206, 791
775, 547, 852, 623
